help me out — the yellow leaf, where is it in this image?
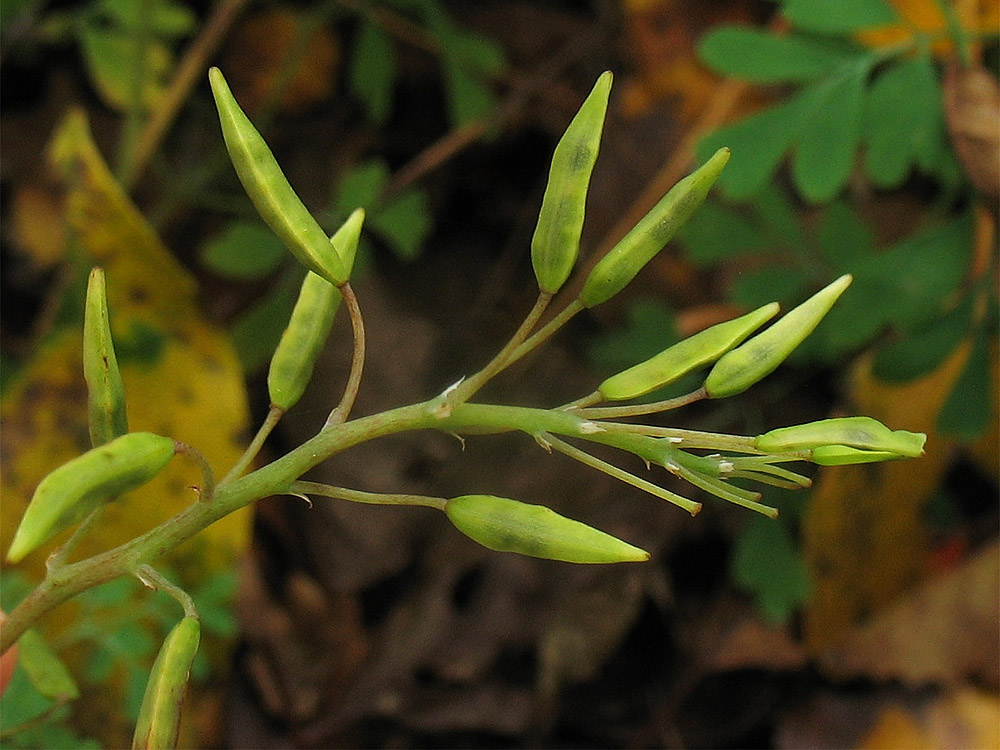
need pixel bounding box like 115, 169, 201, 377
1, 110, 251, 746
802, 342, 972, 652
855, 0, 999, 58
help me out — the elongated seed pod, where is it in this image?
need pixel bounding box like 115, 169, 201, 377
810, 445, 905, 465
531, 72, 612, 294
704, 274, 853, 399
132, 616, 201, 750
599, 302, 779, 401
445, 494, 649, 563
209, 67, 348, 286
756, 416, 926, 457
579, 147, 730, 308
267, 210, 365, 411
268, 272, 341, 411
7, 432, 176, 563
83, 267, 128, 446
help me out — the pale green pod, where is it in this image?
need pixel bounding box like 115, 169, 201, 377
599, 302, 779, 401
579, 147, 730, 308
810, 445, 905, 466
132, 616, 201, 750
756, 416, 926, 457
704, 274, 853, 399
268, 271, 341, 411
445, 494, 649, 564
7, 432, 176, 563
531, 71, 612, 294
208, 67, 348, 286
267, 209, 365, 411
83, 267, 128, 446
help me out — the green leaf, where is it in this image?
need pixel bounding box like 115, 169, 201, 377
441, 54, 497, 126
730, 266, 811, 309
333, 159, 390, 215
817, 199, 876, 269
698, 97, 803, 200
731, 514, 812, 623
350, 20, 397, 124
200, 222, 286, 280
752, 183, 806, 248
864, 54, 945, 188
77, 24, 171, 112
678, 201, 768, 266
95, 0, 197, 38
858, 211, 973, 330
792, 61, 870, 203
803, 277, 890, 359
17, 629, 80, 701
699, 27, 850, 83
937, 329, 994, 439
871, 295, 973, 381
370, 189, 432, 261
780, 0, 899, 34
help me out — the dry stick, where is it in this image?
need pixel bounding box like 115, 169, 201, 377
125, 0, 250, 190
384, 4, 617, 198
325, 282, 365, 428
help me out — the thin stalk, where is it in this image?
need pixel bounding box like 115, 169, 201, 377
447, 291, 552, 406
325, 282, 365, 428
291, 481, 447, 510
506, 299, 585, 369
116, 0, 153, 184
45, 506, 105, 573
134, 564, 198, 618
559, 390, 603, 410
575, 387, 708, 419
727, 471, 810, 491
542, 432, 701, 516
594, 422, 762, 453
174, 441, 215, 503
221, 405, 283, 485
663, 460, 778, 518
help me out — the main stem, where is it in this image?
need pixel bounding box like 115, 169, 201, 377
0, 401, 605, 652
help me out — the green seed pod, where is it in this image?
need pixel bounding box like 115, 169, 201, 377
331, 207, 365, 278
578, 147, 730, 308
445, 494, 649, 564
268, 271, 342, 411
132, 616, 201, 750
756, 416, 926, 457
208, 67, 348, 286
810, 445, 906, 466
83, 267, 128, 447
599, 302, 779, 401
7, 432, 176, 563
704, 274, 853, 399
531, 71, 612, 294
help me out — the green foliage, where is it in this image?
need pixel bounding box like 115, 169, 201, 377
730, 513, 812, 623
347, 0, 505, 128
200, 223, 286, 280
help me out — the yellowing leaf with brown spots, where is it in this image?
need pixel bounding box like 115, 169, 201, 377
1, 109, 251, 746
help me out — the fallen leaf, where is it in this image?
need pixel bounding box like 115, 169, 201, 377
220, 8, 339, 115
818, 541, 999, 687
860, 689, 1000, 749
802, 343, 972, 651
855, 0, 999, 58
1, 109, 251, 746
943, 63, 1000, 203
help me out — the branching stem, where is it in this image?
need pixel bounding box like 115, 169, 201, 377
221, 404, 283, 486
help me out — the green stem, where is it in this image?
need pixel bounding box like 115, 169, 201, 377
447, 291, 551, 406
290, 481, 448, 510
506, 299, 584, 368
45, 506, 105, 573
174, 441, 216, 503
594, 422, 761, 453
541, 432, 702, 516
575, 387, 707, 419
221, 404, 283, 485
134, 564, 198, 618
325, 282, 365, 428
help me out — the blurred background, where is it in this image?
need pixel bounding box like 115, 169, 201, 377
1, 0, 997, 747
